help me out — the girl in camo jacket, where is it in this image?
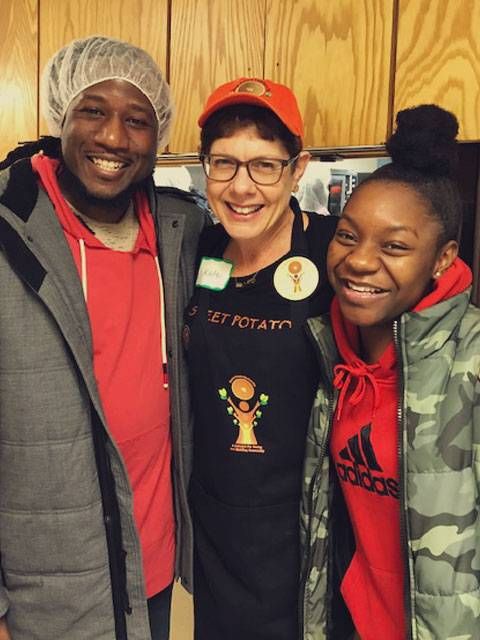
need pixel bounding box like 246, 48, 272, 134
301, 105, 480, 640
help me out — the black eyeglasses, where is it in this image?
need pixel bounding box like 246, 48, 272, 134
200, 154, 299, 186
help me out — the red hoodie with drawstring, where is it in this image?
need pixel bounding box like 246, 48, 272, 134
329, 258, 472, 640
31, 154, 175, 598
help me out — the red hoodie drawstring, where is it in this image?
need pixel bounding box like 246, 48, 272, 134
333, 362, 381, 420
31, 153, 170, 389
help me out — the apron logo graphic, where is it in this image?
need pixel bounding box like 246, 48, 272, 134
273, 256, 319, 300
218, 375, 269, 454
288, 259, 303, 294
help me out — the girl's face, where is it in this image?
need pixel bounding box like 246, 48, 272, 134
205, 125, 309, 245
327, 180, 458, 329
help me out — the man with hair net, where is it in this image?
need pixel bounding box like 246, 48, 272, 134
0, 36, 208, 640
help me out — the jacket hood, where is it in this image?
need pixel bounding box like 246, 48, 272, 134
401, 258, 472, 363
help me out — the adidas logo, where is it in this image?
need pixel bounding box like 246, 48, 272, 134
336, 424, 399, 499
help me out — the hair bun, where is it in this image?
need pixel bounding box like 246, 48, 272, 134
386, 104, 459, 177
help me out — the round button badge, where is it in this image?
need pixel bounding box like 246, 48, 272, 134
273, 256, 319, 301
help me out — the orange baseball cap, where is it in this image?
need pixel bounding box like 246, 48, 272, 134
198, 77, 304, 142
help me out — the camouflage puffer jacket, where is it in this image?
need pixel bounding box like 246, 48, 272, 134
300, 289, 480, 640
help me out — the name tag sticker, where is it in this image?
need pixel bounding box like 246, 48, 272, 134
196, 257, 233, 291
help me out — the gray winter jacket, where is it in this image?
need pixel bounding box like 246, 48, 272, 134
0, 157, 208, 639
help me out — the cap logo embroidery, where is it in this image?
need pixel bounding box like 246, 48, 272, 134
234, 79, 270, 98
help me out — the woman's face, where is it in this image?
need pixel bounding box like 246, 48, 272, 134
205, 125, 309, 245
327, 180, 458, 329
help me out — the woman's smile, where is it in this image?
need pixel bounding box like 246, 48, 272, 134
225, 201, 264, 217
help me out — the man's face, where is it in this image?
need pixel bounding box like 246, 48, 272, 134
60, 79, 158, 207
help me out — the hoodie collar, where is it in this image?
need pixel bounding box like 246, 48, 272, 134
413, 257, 472, 312
30, 154, 158, 255
330, 297, 397, 420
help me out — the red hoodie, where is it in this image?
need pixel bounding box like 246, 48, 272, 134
329, 258, 472, 640
31, 155, 175, 598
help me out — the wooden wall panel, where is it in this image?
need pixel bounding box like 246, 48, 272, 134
0, 0, 38, 160
264, 0, 394, 148
395, 0, 480, 141
39, 0, 168, 138
169, 0, 265, 153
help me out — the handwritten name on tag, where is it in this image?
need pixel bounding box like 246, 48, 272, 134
196, 257, 233, 291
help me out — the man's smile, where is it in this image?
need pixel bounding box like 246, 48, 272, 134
87, 155, 130, 173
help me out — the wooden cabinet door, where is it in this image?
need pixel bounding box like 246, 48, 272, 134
264, 0, 395, 148
39, 0, 168, 143
394, 0, 480, 141
169, 0, 265, 153
0, 0, 38, 160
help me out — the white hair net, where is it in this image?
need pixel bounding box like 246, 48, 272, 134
40, 35, 173, 149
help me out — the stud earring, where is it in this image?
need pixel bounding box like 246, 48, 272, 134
434, 271, 442, 278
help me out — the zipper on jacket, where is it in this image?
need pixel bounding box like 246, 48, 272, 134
302, 391, 335, 636
393, 319, 414, 640
300, 321, 337, 639
91, 407, 130, 640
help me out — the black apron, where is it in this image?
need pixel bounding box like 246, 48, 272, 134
184, 204, 336, 639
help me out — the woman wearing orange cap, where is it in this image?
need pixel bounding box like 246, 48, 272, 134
183, 78, 336, 639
